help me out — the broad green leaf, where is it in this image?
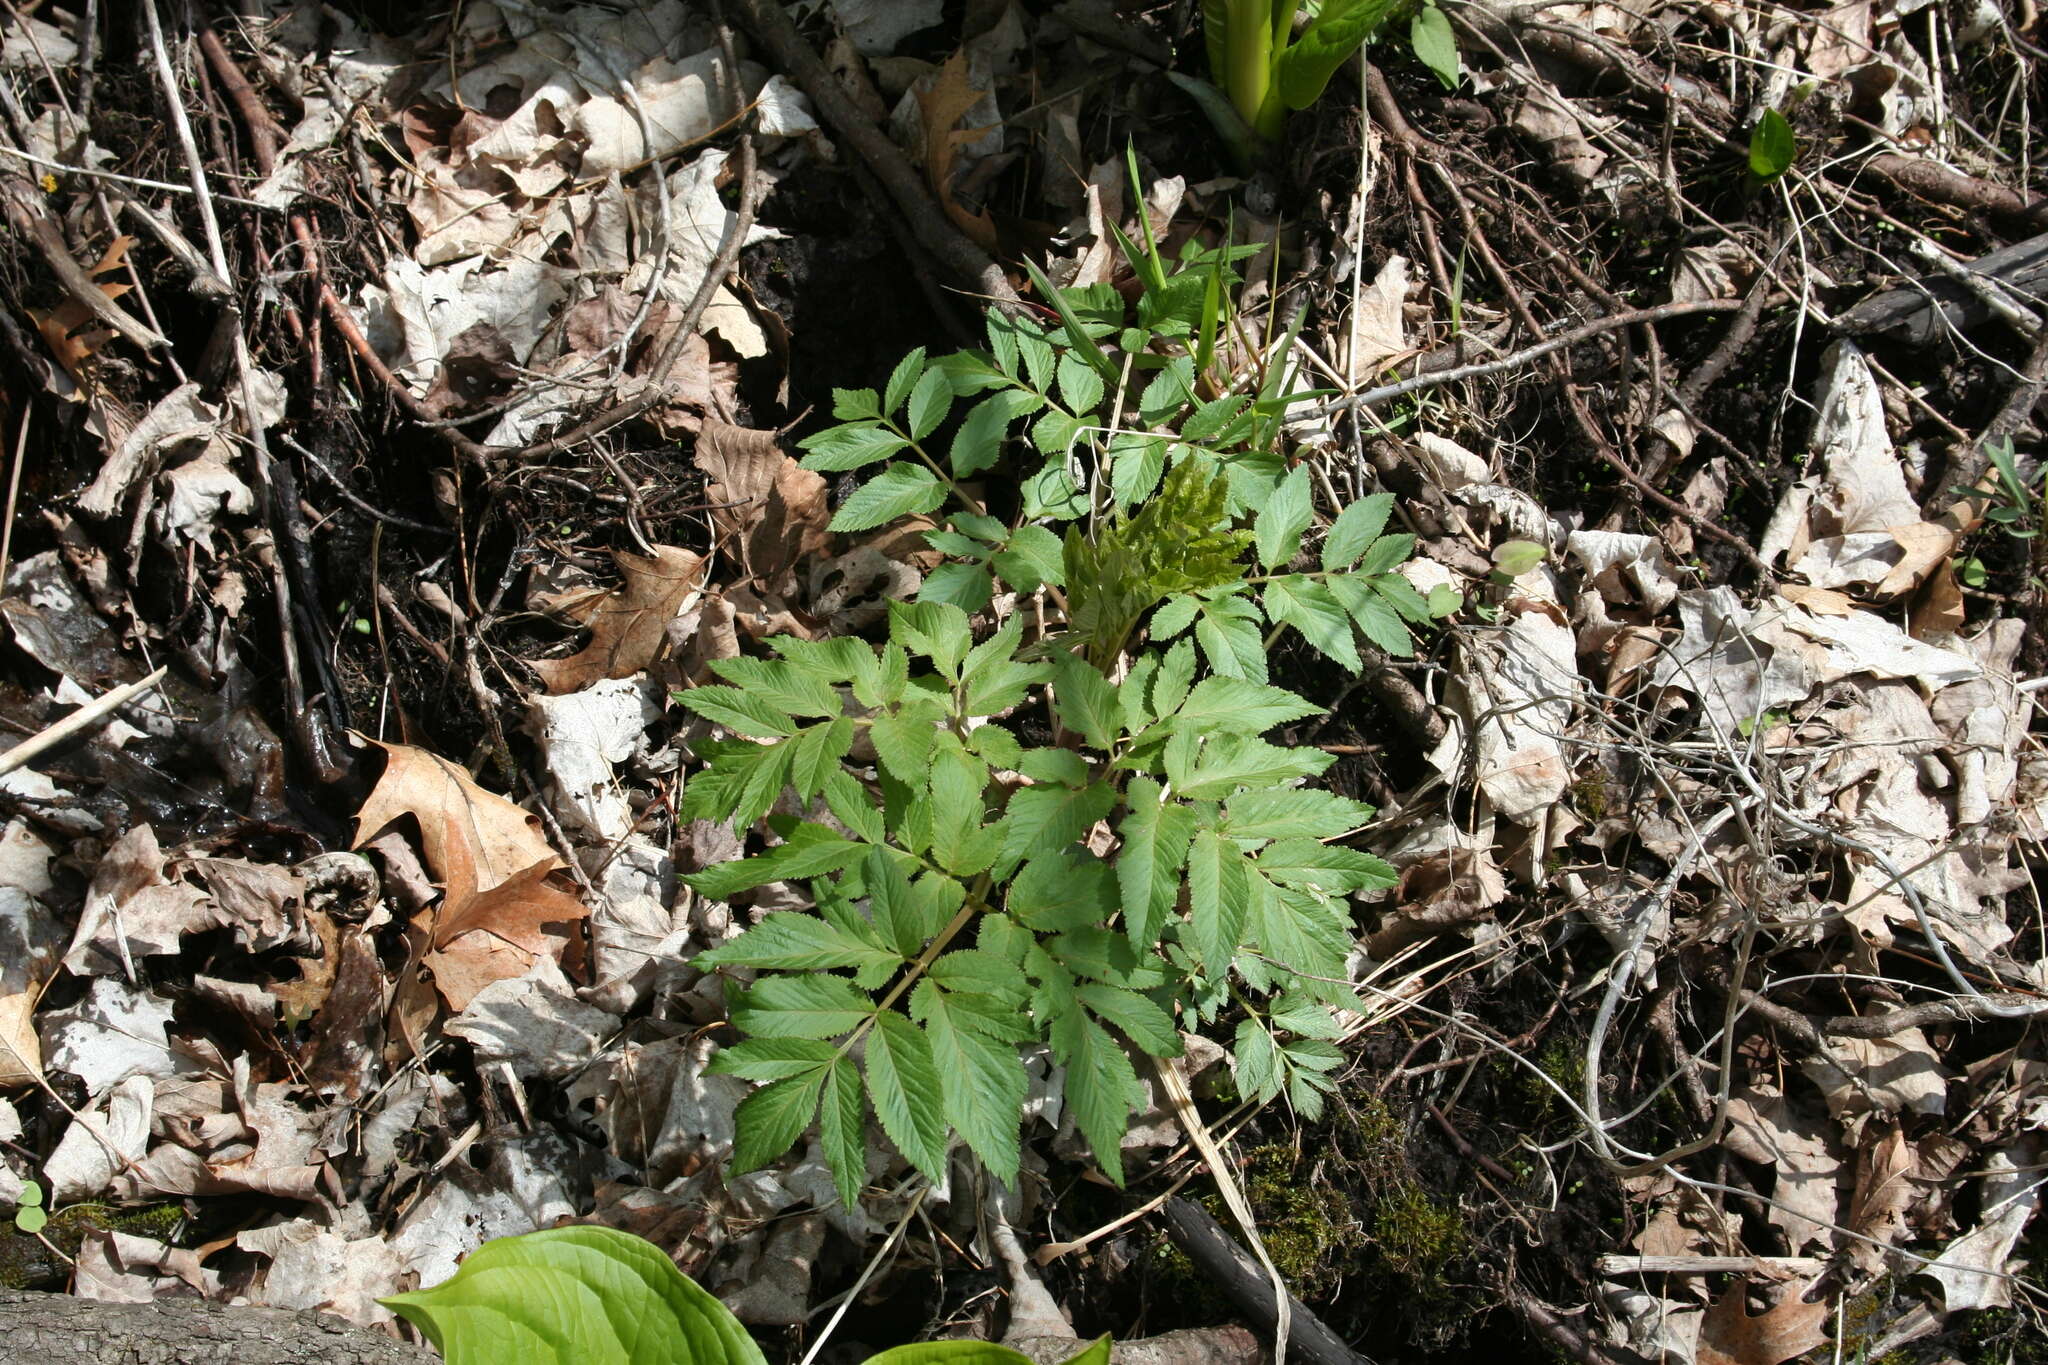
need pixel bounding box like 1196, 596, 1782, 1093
1000, 781, 1116, 865
914, 982, 1026, 1185
1076, 983, 1180, 1056
1115, 778, 1195, 946
1057, 350, 1105, 415
1051, 1011, 1141, 1186
771, 634, 872, 684
907, 366, 954, 440
727, 972, 875, 1040
706, 1037, 838, 1082
1357, 530, 1416, 576
991, 523, 1065, 590
929, 743, 994, 875
1275, 0, 1400, 111
380, 1226, 769, 1365
1322, 492, 1394, 571
1031, 408, 1088, 456
1173, 676, 1322, 732
680, 686, 797, 739
1263, 576, 1361, 670
1053, 655, 1121, 748
865, 846, 921, 955
1254, 464, 1313, 569
1410, 4, 1459, 88
885, 347, 929, 416
968, 722, 1023, 770
1186, 827, 1250, 977
1018, 747, 1090, 787
1049, 926, 1170, 989
683, 822, 866, 900
819, 1055, 866, 1208
1224, 786, 1375, 840
1149, 638, 1197, 723
1108, 435, 1167, 509
1150, 595, 1199, 639
799, 424, 909, 473
1021, 458, 1087, 521
832, 464, 946, 533
866, 1010, 949, 1179
697, 912, 901, 983
1749, 107, 1796, 180
931, 948, 1032, 1002
732, 1070, 827, 1173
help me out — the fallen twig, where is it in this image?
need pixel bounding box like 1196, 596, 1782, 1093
0, 667, 169, 779
1159, 1197, 1375, 1365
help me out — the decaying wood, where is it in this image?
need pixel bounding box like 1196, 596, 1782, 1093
0, 1291, 437, 1364
1160, 1197, 1376, 1365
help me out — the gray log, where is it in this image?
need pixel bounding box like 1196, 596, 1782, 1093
0, 1291, 438, 1364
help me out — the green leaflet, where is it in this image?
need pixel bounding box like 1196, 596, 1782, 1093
1116, 779, 1195, 947
914, 981, 1027, 1186
865, 1010, 949, 1179
696, 912, 901, 989
1050, 1011, 1142, 1186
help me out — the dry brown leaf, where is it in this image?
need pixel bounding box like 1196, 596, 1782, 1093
31, 235, 138, 382
1908, 557, 1965, 639
917, 51, 1000, 252
1846, 1125, 1919, 1278
352, 739, 560, 893
532, 546, 708, 693
692, 421, 830, 596
1874, 522, 1955, 598
1778, 583, 1857, 617
1696, 1279, 1832, 1365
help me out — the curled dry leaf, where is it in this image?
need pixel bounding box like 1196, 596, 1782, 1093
691, 421, 831, 597
1695, 1279, 1831, 1365
917, 51, 1000, 252
531, 546, 708, 693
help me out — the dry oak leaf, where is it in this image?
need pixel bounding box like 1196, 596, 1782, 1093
351, 739, 561, 892
532, 545, 708, 693
31, 234, 137, 382
1696, 1279, 1831, 1365
692, 421, 830, 596
917, 51, 1000, 252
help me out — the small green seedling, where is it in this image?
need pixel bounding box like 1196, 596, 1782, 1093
1491, 540, 1547, 579
1748, 108, 1796, 181
13, 1180, 47, 1235
383, 1226, 1110, 1365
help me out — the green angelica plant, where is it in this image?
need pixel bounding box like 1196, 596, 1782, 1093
1199, 0, 1458, 144
382, 1226, 1110, 1365
677, 251, 1437, 1207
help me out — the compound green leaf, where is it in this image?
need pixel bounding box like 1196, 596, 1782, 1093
683, 823, 866, 900
1223, 787, 1374, 840
907, 366, 954, 440
1172, 676, 1322, 733
991, 523, 1065, 590
789, 717, 855, 800
832, 464, 946, 533
885, 347, 929, 416
1052, 655, 1121, 749
709, 657, 844, 717
1172, 732, 1334, 799
380, 1225, 769, 1365
1255, 838, 1398, 894
706, 1037, 838, 1082
1000, 781, 1116, 866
